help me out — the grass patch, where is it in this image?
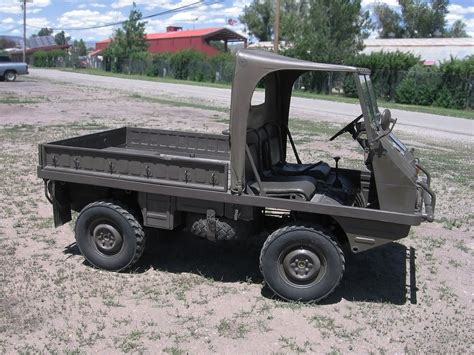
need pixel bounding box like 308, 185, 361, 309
55, 68, 474, 119
0, 92, 44, 104
114, 330, 144, 353
293, 90, 474, 119
59, 67, 231, 89
129, 92, 228, 113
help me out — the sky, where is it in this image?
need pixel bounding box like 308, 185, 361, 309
0, 0, 473, 44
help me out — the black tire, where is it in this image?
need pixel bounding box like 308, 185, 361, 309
0, 76, 4, 82
260, 225, 345, 302
190, 218, 236, 241
75, 200, 145, 271
4, 71, 16, 82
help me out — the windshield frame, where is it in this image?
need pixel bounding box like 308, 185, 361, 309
354, 73, 380, 141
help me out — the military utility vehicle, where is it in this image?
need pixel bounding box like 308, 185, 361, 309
38, 49, 435, 302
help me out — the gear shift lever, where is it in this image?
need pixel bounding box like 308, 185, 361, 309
333, 156, 342, 188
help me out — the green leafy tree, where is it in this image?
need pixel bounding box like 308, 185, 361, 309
107, 3, 148, 58
0, 38, 16, 49
37, 27, 53, 37
283, 0, 371, 92
76, 39, 87, 56
373, 3, 405, 38
54, 31, 69, 45
239, 0, 274, 41
446, 20, 469, 38
374, 0, 468, 38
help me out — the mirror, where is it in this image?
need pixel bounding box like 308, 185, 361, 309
380, 109, 392, 130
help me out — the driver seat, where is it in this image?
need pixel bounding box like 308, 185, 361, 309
260, 123, 331, 181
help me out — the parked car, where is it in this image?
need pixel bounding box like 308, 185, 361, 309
0, 56, 29, 82
38, 49, 435, 302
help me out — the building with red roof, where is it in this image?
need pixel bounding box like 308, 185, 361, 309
94, 26, 247, 56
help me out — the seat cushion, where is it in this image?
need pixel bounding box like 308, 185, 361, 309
249, 175, 317, 201
276, 161, 331, 180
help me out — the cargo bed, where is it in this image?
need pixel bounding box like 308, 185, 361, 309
38, 127, 230, 192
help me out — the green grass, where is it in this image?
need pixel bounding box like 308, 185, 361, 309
292, 90, 474, 119
129, 92, 228, 113
0, 93, 44, 105
55, 67, 474, 120
58, 67, 231, 89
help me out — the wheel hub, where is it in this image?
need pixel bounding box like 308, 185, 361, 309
282, 248, 321, 284
93, 224, 123, 254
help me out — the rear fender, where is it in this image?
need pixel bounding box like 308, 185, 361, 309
46, 180, 72, 227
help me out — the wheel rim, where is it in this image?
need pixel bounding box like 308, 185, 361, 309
91, 223, 123, 255
278, 246, 326, 287
6, 73, 14, 80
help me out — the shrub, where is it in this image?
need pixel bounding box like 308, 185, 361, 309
343, 51, 420, 100
395, 65, 442, 106
170, 49, 206, 80
435, 56, 474, 109
32, 50, 67, 67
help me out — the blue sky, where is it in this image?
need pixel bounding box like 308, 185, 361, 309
0, 0, 473, 43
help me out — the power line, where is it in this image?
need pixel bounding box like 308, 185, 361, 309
27, 0, 223, 32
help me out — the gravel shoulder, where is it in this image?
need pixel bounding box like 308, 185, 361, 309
29, 68, 474, 141
0, 76, 472, 354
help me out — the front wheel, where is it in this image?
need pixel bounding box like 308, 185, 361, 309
4, 71, 17, 82
260, 225, 345, 302
75, 200, 146, 271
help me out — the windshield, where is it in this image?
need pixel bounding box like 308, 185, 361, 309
358, 74, 380, 126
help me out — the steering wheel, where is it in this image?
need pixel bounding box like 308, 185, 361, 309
329, 114, 363, 141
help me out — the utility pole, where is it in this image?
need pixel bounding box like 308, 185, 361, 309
22, 0, 26, 62
273, 0, 280, 53
21, 0, 32, 63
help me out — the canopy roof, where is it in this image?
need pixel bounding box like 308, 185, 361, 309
229, 49, 368, 193
234, 49, 364, 73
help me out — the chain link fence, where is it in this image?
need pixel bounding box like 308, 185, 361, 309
31, 51, 474, 110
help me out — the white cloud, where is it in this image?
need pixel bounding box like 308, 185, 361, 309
27, 16, 50, 28
55, 9, 127, 41
57, 9, 125, 29
0, 0, 51, 14
111, 0, 172, 10
361, 0, 399, 8
1, 17, 15, 24
447, 4, 474, 16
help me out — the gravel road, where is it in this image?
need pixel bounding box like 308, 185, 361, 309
29, 68, 473, 141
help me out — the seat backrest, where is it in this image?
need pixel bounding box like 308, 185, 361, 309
245, 129, 262, 180
263, 122, 284, 167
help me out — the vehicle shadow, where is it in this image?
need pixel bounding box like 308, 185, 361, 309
64, 230, 417, 305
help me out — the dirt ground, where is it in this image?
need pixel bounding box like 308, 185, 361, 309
0, 75, 473, 354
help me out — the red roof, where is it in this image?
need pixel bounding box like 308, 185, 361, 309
89, 48, 103, 56
96, 27, 237, 44
146, 27, 221, 40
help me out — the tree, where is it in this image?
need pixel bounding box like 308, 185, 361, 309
446, 20, 469, 38
54, 31, 69, 45
37, 27, 53, 37
284, 0, 372, 92
103, 3, 148, 72
374, 0, 468, 38
239, 0, 274, 41
71, 39, 87, 56
77, 39, 87, 56
0, 38, 17, 50
105, 3, 147, 59
373, 3, 405, 38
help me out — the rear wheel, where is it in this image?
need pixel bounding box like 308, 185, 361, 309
75, 200, 145, 271
260, 224, 344, 302
4, 71, 16, 82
